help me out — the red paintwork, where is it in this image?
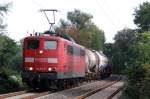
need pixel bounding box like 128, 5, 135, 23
23, 35, 86, 78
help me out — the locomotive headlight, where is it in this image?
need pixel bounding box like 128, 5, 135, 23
48, 67, 52, 71
29, 67, 33, 71
39, 50, 43, 54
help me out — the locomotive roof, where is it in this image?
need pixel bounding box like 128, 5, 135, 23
24, 35, 62, 40
24, 35, 85, 49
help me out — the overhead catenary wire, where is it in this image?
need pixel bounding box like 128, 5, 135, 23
31, 0, 45, 9
94, 0, 120, 31
100, 0, 123, 28
32, 0, 121, 33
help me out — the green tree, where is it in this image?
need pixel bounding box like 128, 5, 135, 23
67, 9, 93, 30
0, 34, 20, 69
0, 2, 21, 72
103, 43, 113, 59
0, 2, 24, 93
0, 3, 11, 68
56, 10, 105, 50
0, 3, 10, 33
112, 28, 137, 73
114, 28, 137, 52
90, 24, 105, 50
123, 32, 150, 99
134, 2, 150, 32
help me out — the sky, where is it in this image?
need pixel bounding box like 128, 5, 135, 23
1, 0, 150, 42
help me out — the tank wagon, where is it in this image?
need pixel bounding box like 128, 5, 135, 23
85, 50, 111, 80
21, 33, 112, 89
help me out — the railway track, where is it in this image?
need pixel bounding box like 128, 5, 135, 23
107, 85, 124, 99
17, 91, 52, 99
0, 91, 27, 99
0, 75, 124, 99
76, 76, 122, 99
36, 75, 124, 99
84, 77, 124, 99
0, 90, 54, 99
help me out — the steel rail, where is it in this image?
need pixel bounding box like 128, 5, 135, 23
0, 91, 27, 99
76, 76, 121, 99
21, 91, 53, 99
106, 85, 124, 99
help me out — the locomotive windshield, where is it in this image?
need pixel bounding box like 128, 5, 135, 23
27, 40, 39, 50
44, 41, 57, 50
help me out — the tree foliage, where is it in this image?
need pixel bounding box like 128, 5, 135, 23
0, 34, 20, 70
111, 28, 137, 73
103, 2, 150, 98
0, 3, 10, 33
56, 9, 105, 50
89, 24, 105, 50
67, 9, 93, 30
134, 2, 150, 32
0, 3, 16, 69
112, 29, 150, 99
123, 32, 150, 99
120, 2, 150, 98
0, 3, 23, 93
103, 43, 113, 59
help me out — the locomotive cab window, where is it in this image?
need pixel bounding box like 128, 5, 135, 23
27, 40, 39, 50
44, 41, 57, 50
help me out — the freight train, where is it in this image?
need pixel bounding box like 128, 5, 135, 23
21, 32, 112, 89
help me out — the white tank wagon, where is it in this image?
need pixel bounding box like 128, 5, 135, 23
85, 49, 112, 79
85, 49, 98, 73
95, 51, 108, 68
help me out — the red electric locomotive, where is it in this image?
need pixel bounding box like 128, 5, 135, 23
22, 33, 86, 89
21, 9, 112, 89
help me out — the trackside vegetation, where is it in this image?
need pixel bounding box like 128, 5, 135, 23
0, 3, 25, 94
103, 2, 150, 99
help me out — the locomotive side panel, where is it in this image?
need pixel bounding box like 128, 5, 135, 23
64, 42, 86, 78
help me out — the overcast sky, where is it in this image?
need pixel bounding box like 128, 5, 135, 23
2, 0, 150, 42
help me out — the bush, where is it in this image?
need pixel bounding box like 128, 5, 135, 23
123, 64, 150, 99
0, 67, 25, 93
7, 75, 19, 88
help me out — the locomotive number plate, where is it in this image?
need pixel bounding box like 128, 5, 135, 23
34, 58, 47, 63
